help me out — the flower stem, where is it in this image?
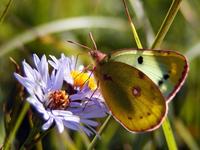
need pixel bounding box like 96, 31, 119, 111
162, 118, 177, 150
122, 0, 143, 49
19, 116, 43, 150
151, 0, 182, 49
87, 114, 112, 150
0, 0, 13, 24
3, 102, 30, 150
25, 128, 53, 150
130, 22, 143, 49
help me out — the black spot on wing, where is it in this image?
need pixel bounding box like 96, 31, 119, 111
158, 80, 163, 86
137, 56, 143, 64
147, 112, 151, 116
128, 116, 132, 120
158, 73, 170, 86
163, 74, 170, 80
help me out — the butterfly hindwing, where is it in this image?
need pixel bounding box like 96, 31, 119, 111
108, 49, 189, 101
94, 61, 167, 132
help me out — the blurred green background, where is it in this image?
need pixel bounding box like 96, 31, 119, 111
0, 0, 200, 149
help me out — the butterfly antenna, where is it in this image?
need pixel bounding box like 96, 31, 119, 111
89, 32, 98, 50
67, 40, 92, 51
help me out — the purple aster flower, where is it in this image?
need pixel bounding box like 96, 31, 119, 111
49, 54, 108, 134
49, 54, 107, 109
14, 54, 108, 136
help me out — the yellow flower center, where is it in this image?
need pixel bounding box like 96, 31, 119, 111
70, 70, 97, 90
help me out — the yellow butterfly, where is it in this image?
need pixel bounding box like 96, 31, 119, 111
68, 40, 189, 133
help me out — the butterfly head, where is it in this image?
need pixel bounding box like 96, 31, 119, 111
68, 33, 106, 64
89, 50, 106, 63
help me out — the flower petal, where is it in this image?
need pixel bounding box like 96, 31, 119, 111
80, 126, 94, 136
55, 118, 64, 133
63, 121, 80, 131
51, 67, 64, 90
42, 117, 54, 130
80, 119, 98, 127
27, 96, 50, 120
52, 110, 80, 122
51, 110, 73, 116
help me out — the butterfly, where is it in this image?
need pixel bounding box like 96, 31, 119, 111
68, 40, 189, 132
89, 48, 189, 133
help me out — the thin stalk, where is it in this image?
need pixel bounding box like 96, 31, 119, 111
128, 0, 155, 47
151, 0, 182, 49
87, 114, 112, 150
0, 0, 13, 24
19, 117, 42, 150
25, 128, 53, 150
122, 0, 143, 49
3, 102, 30, 150
162, 118, 177, 150
130, 22, 143, 49
161, 119, 177, 150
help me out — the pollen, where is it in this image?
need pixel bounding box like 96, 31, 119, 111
70, 70, 97, 90
47, 90, 70, 110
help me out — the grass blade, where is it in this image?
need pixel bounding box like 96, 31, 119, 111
3, 102, 30, 150
151, 0, 182, 49
162, 118, 177, 150
0, 0, 13, 24
0, 17, 126, 57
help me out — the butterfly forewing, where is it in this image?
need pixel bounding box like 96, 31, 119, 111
108, 49, 189, 101
94, 61, 167, 132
